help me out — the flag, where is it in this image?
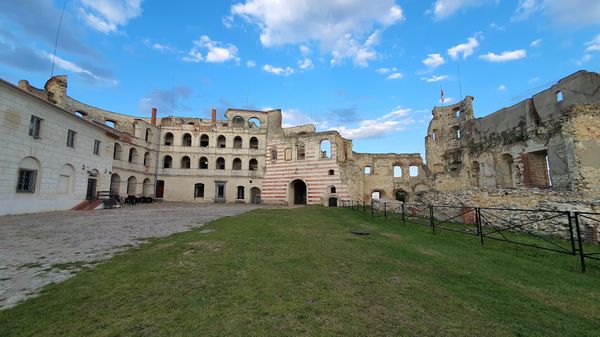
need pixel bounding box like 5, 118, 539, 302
440, 87, 445, 103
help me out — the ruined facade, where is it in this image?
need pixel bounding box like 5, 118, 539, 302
1, 70, 598, 218
423, 70, 600, 214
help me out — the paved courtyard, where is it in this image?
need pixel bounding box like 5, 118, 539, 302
0, 202, 258, 309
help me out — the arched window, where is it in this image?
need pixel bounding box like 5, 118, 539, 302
110, 173, 121, 195
194, 183, 205, 198
142, 178, 152, 197
371, 191, 381, 200
271, 149, 277, 160
330, 186, 336, 193
164, 132, 174, 146
328, 169, 334, 175
556, 91, 563, 102
143, 152, 151, 166
237, 186, 245, 200
217, 135, 226, 148
249, 158, 258, 171
128, 148, 138, 163
320, 140, 332, 158
409, 166, 419, 177
232, 158, 242, 170
216, 157, 225, 170
145, 128, 152, 143
248, 117, 261, 128
182, 133, 192, 147
199, 157, 208, 169
200, 134, 209, 147
233, 136, 243, 148
249, 137, 259, 149
232, 116, 245, 127
393, 165, 402, 177
104, 120, 117, 128
113, 143, 122, 160
16, 157, 40, 193
364, 166, 372, 175
181, 156, 191, 169
163, 155, 172, 168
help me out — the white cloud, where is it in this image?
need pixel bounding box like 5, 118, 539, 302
143, 39, 179, 53
479, 49, 527, 62
529, 77, 540, 83
246, 60, 256, 67
489, 22, 506, 31
448, 37, 479, 60
299, 45, 311, 55
230, 0, 403, 67
375, 67, 397, 74
575, 54, 593, 66
183, 36, 240, 64
79, 0, 142, 34
440, 97, 454, 104
498, 84, 507, 91
421, 75, 448, 82
387, 72, 403, 79
263, 64, 294, 76
543, 0, 600, 27
298, 58, 313, 70
430, 0, 493, 20
333, 107, 414, 139
43, 51, 116, 84
530, 38, 542, 48
512, 0, 540, 21
422, 53, 445, 69
279, 108, 318, 128
585, 34, 600, 52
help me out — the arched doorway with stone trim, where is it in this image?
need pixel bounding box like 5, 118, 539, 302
288, 179, 307, 205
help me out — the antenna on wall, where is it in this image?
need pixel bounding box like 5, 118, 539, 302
457, 62, 463, 101
50, 0, 68, 78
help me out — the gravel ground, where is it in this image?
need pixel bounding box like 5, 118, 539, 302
0, 202, 257, 309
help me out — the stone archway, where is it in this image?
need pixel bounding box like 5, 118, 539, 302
250, 187, 261, 204
289, 179, 307, 205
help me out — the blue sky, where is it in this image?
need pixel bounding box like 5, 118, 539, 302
1, 0, 598, 156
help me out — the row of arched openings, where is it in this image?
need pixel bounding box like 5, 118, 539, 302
109, 174, 153, 196
164, 133, 259, 149
113, 144, 152, 166
163, 156, 259, 170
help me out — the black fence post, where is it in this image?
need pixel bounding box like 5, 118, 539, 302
363, 201, 366, 213
573, 212, 586, 273
401, 203, 406, 224
371, 200, 374, 217
429, 205, 435, 234
476, 208, 483, 246
384, 202, 387, 220
567, 212, 577, 255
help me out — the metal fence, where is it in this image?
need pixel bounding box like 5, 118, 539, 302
341, 200, 599, 272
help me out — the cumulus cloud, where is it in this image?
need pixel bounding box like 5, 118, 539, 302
512, 0, 540, 21
79, 0, 142, 34
512, 0, 600, 27
387, 72, 403, 79
246, 60, 256, 67
479, 49, 527, 62
298, 58, 313, 70
585, 34, 600, 52
430, 0, 494, 20
498, 84, 507, 91
332, 106, 414, 139
448, 37, 479, 60
422, 53, 445, 70
421, 75, 448, 82
375, 67, 397, 74
263, 64, 294, 76
143, 38, 179, 53
230, 0, 403, 66
530, 38, 542, 48
183, 36, 240, 64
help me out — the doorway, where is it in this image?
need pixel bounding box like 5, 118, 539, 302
155, 180, 164, 198
328, 197, 338, 207
86, 178, 97, 200
290, 179, 307, 205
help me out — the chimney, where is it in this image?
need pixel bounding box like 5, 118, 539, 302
151, 108, 157, 125
211, 108, 217, 124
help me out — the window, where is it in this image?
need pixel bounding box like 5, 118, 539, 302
320, 140, 332, 158
145, 129, 152, 143
16, 169, 37, 193
143, 152, 151, 166
232, 116, 245, 126
128, 148, 137, 163
409, 166, 419, 177
330, 186, 336, 193
29, 115, 42, 138
249, 158, 258, 171
233, 158, 242, 170
163, 155, 172, 168
182, 133, 192, 146
164, 132, 174, 146
329, 170, 334, 175
364, 166, 372, 175
113, 143, 122, 160
285, 148, 292, 161
181, 156, 191, 169
248, 117, 261, 128
216, 157, 225, 170
93, 140, 101, 155
371, 191, 380, 200
233, 136, 243, 148
200, 134, 209, 147
215, 182, 226, 199
393, 166, 402, 177
66, 130, 76, 148
271, 149, 277, 160
194, 183, 205, 198
237, 186, 245, 200
556, 91, 563, 102
217, 135, 226, 148
296, 144, 305, 160
199, 157, 208, 169
249, 137, 259, 149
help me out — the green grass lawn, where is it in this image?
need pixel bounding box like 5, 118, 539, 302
1, 207, 599, 337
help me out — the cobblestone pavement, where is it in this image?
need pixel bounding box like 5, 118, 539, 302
0, 202, 257, 309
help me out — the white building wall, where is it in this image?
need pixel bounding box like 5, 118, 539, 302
0, 81, 114, 215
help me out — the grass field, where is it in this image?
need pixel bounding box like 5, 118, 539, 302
1, 207, 599, 337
